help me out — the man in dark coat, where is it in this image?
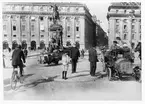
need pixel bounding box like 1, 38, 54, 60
23, 48, 28, 59
12, 45, 25, 76
70, 44, 80, 73
88, 46, 98, 76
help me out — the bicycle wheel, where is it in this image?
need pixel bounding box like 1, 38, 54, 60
10, 71, 17, 90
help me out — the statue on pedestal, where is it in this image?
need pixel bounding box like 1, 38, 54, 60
51, 4, 60, 24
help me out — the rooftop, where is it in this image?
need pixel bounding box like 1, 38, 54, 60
3, 2, 85, 6
108, 2, 141, 11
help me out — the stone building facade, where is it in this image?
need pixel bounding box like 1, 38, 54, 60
2, 2, 96, 50
107, 2, 141, 49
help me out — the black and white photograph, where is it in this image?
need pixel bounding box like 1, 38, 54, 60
1, 0, 143, 102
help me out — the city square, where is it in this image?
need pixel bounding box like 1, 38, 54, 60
2, 1, 142, 100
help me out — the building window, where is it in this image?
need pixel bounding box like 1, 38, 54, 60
140, 34, 141, 40
124, 34, 127, 40
132, 34, 135, 39
31, 25, 34, 31
32, 35, 35, 37
67, 7, 70, 12
123, 19, 127, 23
132, 25, 135, 30
76, 34, 80, 38
4, 34, 7, 37
124, 10, 127, 14
124, 25, 127, 30
116, 10, 119, 13
116, 25, 119, 31
3, 25, 6, 31
131, 43, 135, 49
31, 16, 35, 21
76, 8, 79, 12
22, 25, 25, 31
12, 6, 15, 11
67, 35, 70, 38
40, 23, 45, 32
22, 6, 24, 11
76, 26, 79, 31
13, 26, 16, 31
40, 17, 43, 21
67, 26, 70, 31
21, 16, 26, 21
41, 35, 44, 38
116, 19, 119, 23
132, 19, 136, 23
23, 35, 26, 37
13, 35, 16, 37
40, 7, 43, 11
49, 17, 52, 21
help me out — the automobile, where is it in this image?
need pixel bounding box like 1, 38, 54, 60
43, 49, 62, 65
104, 47, 141, 81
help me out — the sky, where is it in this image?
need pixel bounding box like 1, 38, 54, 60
84, 1, 111, 33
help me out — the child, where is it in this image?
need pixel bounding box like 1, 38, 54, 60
62, 52, 70, 80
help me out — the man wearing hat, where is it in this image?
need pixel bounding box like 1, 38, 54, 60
110, 41, 119, 50
70, 42, 80, 73
88, 45, 98, 76
12, 45, 26, 76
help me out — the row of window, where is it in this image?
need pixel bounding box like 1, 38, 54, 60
4, 34, 80, 38
115, 24, 141, 32
3, 24, 80, 32
116, 19, 141, 23
4, 5, 81, 13
122, 33, 141, 40
115, 9, 141, 14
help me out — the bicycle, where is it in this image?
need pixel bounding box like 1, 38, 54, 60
10, 67, 24, 90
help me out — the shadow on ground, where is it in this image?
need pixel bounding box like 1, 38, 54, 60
24, 75, 58, 88
44, 63, 62, 67
68, 71, 107, 80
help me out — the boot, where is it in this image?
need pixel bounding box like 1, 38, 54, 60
64, 71, 68, 80
62, 71, 65, 79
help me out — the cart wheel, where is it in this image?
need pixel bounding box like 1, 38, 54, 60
107, 68, 112, 81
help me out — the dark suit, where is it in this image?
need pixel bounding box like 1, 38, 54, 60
70, 47, 80, 73
89, 47, 98, 76
12, 48, 25, 76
